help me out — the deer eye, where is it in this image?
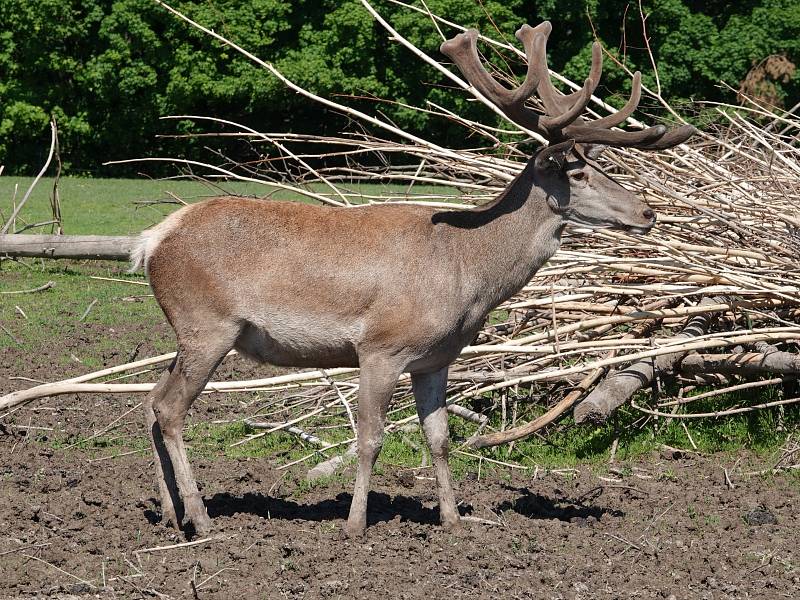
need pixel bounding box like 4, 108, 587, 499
570, 171, 587, 181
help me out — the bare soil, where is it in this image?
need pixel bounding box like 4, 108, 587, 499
1, 323, 798, 599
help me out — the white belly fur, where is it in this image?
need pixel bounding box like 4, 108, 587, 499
234, 311, 362, 367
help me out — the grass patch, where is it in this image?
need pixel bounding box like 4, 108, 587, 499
1, 176, 284, 236
0, 176, 459, 236
185, 421, 302, 461
1, 259, 169, 368
445, 383, 800, 475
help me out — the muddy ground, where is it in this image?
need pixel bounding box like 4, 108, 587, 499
2, 419, 798, 598
1, 323, 799, 599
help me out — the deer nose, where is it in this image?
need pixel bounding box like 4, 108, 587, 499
643, 208, 655, 220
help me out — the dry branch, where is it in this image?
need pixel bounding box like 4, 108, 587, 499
573, 297, 726, 424
1, 119, 57, 235
467, 365, 604, 449
0, 281, 55, 295
0, 367, 357, 413
680, 350, 800, 376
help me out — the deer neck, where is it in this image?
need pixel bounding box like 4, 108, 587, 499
438, 162, 564, 313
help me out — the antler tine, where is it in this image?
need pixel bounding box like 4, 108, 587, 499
523, 23, 600, 118
518, 23, 560, 115
590, 71, 642, 129
508, 29, 542, 105
542, 78, 595, 130
558, 53, 696, 149
440, 29, 541, 115
567, 123, 668, 147
567, 122, 697, 149
632, 123, 698, 150
514, 24, 554, 110
559, 42, 603, 106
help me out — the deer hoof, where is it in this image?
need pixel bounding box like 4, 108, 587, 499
343, 521, 366, 539
184, 512, 212, 536
442, 515, 461, 531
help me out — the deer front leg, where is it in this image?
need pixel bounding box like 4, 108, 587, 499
345, 358, 402, 538
412, 367, 460, 530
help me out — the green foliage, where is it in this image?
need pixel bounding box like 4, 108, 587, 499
0, 0, 798, 174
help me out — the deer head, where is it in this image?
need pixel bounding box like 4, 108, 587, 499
440, 23, 696, 234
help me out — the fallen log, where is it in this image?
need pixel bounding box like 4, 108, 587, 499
680, 350, 800, 376
573, 296, 727, 425
0, 234, 136, 261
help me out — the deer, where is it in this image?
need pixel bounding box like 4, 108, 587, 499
131, 21, 696, 539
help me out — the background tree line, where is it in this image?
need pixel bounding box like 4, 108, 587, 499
1, 0, 798, 175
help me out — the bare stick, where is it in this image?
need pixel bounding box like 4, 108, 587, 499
0, 367, 357, 412
89, 275, 150, 286
243, 418, 330, 447
321, 369, 357, 435
632, 396, 800, 419
1, 120, 57, 234
659, 377, 792, 406
0, 281, 55, 295
134, 536, 218, 554
79, 299, 98, 322
0, 324, 22, 346
20, 553, 96, 590
49, 117, 63, 234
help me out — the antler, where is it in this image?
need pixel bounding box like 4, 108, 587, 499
440, 23, 696, 150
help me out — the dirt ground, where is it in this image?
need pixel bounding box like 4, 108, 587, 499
1, 425, 798, 599
1, 323, 798, 599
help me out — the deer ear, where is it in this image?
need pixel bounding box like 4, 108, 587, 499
582, 143, 608, 160
534, 139, 575, 172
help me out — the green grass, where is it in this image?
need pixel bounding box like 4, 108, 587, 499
0, 260, 169, 369
0, 175, 459, 236
474, 384, 799, 467
1, 176, 266, 236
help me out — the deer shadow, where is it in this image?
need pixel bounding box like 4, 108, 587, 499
495, 484, 624, 522
144, 486, 619, 529
201, 491, 473, 527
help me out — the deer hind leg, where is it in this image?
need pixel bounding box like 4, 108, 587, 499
144, 368, 181, 527
344, 357, 403, 538
152, 328, 237, 535
412, 368, 460, 529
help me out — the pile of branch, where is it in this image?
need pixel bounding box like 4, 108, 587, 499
3, 0, 800, 461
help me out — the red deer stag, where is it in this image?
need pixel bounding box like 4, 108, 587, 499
132, 22, 695, 538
